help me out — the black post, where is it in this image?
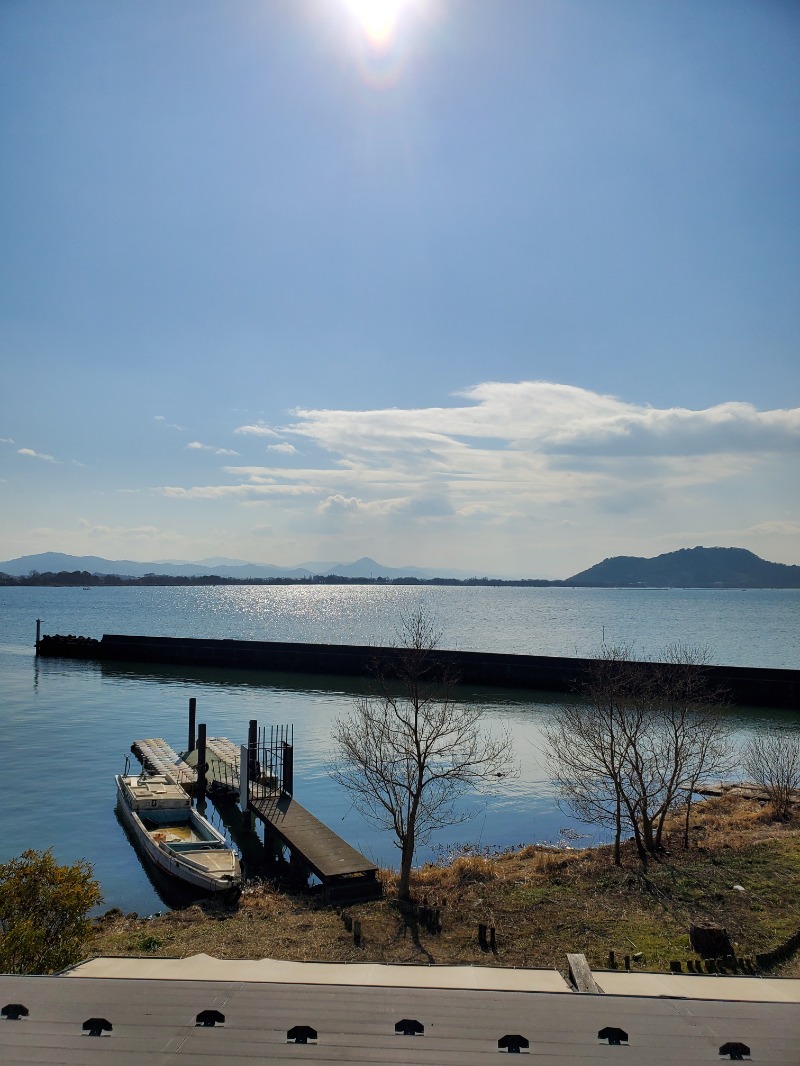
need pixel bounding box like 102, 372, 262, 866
188, 698, 197, 754
197, 723, 207, 805
35, 618, 41, 654
243, 719, 257, 831
282, 742, 294, 795
247, 720, 258, 785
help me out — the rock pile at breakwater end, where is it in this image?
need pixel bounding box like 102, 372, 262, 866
37, 633, 101, 658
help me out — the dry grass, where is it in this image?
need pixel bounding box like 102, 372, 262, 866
88, 796, 800, 975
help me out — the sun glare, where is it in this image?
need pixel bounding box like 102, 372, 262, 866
345, 0, 406, 46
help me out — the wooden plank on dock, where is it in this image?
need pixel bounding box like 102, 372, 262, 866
250, 792, 377, 882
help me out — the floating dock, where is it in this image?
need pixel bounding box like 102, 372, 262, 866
131, 738, 195, 786
132, 718, 381, 905
131, 736, 244, 791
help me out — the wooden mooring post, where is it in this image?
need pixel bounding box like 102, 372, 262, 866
196, 723, 207, 805
188, 698, 196, 754
243, 719, 257, 831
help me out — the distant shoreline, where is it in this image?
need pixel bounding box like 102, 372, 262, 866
4, 569, 800, 590
6, 570, 559, 587
3, 545, 799, 588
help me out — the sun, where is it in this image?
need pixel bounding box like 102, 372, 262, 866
344, 0, 407, 46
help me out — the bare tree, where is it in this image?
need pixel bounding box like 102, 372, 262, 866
543, 643, 732, 866
744, 731, 800, 820
330, 606, 515, 899
543, 644, 635, 865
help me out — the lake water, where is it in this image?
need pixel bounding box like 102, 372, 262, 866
1, 585, 798, 915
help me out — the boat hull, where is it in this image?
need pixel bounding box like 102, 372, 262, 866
115, 775, 241, 897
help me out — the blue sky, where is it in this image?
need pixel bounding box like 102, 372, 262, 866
1, 0, 798, 577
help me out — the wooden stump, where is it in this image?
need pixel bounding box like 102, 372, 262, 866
690, 921, 733, 958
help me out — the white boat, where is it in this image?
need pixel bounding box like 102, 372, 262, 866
115, 773, 242, 900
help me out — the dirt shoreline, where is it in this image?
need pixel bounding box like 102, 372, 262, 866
89, 796, 800, 977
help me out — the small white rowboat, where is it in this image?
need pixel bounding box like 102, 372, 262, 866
115, 773, 241, 901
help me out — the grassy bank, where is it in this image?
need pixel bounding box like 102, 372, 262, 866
89, 796, 800, 975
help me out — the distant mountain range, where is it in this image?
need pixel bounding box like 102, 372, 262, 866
0, 551, 476, 582
0, 546, 798, 587
566, 546, 800, 588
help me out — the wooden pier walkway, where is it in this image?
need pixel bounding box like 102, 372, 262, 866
250, 791, 379, 888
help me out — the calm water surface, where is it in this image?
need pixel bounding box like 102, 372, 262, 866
1, 585, 797, 914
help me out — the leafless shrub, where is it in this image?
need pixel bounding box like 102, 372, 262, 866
743, 731, 800, 820
543, 643, 733, 866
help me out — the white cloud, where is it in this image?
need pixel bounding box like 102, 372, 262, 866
1, 437, 15, 444
150, 382, 798, 573
287, 382, 800, 460
187, 441, 240, 456
18, 447, 57, 462
318, 494, 365, 514
234, 422, 279, 438
267, 443, 298, 455
160, 482, 318, 500
318, 493, 407, 517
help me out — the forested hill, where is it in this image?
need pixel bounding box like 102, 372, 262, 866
567, 546, 800, 588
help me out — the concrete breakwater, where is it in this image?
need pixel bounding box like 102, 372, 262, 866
35, 632, 799, 709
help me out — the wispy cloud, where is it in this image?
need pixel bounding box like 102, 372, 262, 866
79, 522, 163, 540
286, 382, 800, 460
154, 416, 185, 432
163, 384, 800, 510
28, 521, 185, 546
187, 441, 240, 456
654, 521, 800, 547
234, 422, 279, 438
18, 447, 58, 463
160, 481, 319, 500
153, 382, 799, 569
